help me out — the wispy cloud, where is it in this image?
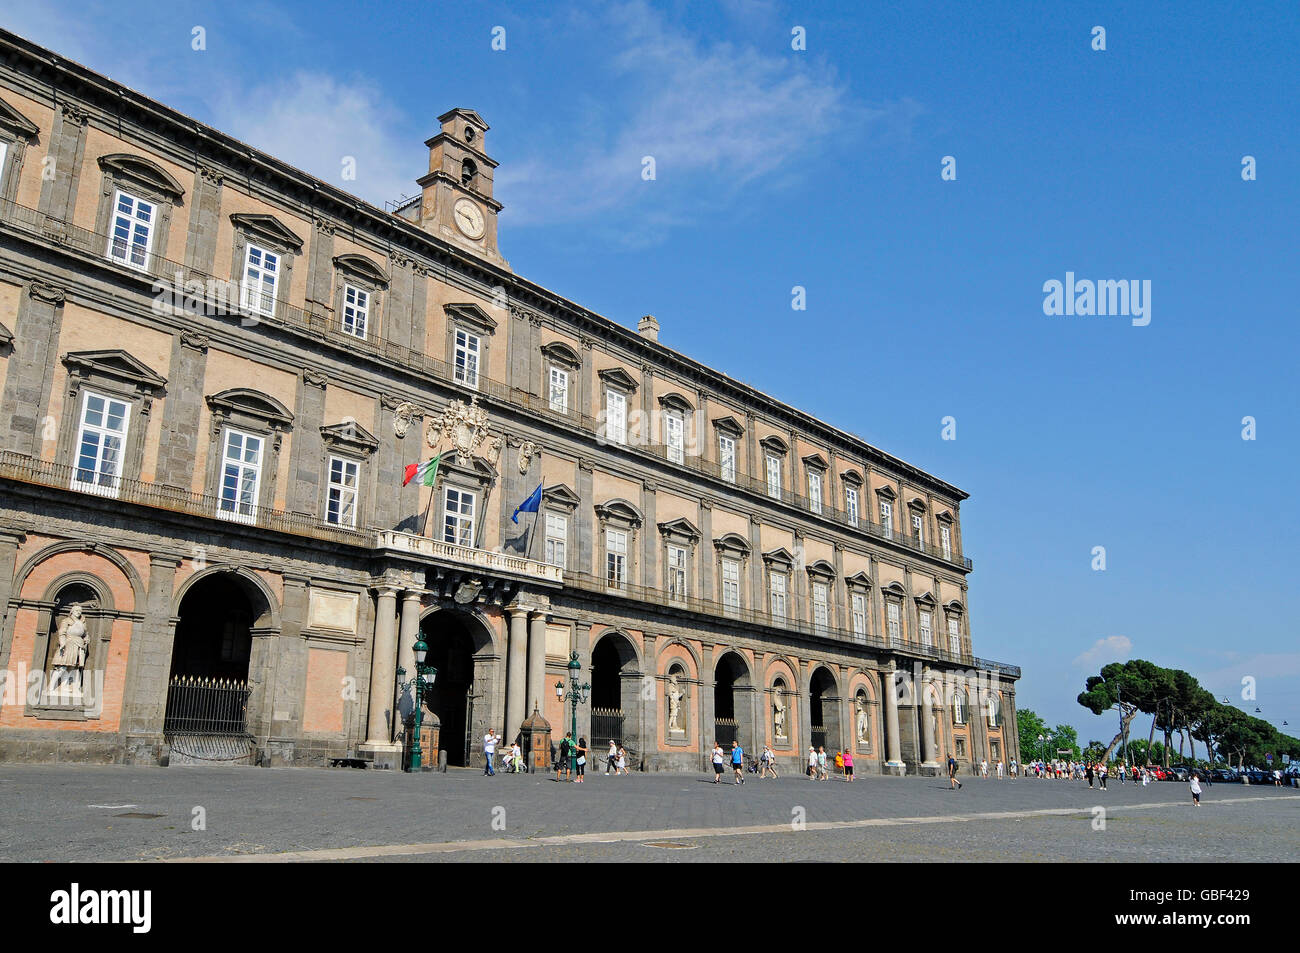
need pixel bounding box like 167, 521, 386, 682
1073, 635, 1133, 668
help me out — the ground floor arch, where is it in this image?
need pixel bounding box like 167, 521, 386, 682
810, 666, 841, 753
590, 630, 644, 766
712, 650, 754, 753
419, 608, 495, 767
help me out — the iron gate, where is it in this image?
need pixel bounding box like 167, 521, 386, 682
163, 676, 251, 736
811, 725, 826, 750
715, 716, 738, 747
591, 706, 625, 746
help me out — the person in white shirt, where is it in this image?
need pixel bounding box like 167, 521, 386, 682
996, 760, 1004, 779
980, 758, 989, 778
711, 742, 725, 783
807, 747, 818, 780
1189, 771, 1202, 806
616, 746, 628, 775
509, 742, 522, 773
483, 729, 499, 776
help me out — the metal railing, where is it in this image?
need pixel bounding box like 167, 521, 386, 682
591, 708, 625, 750
163, 676, 251, 736
0, 195, 973, 573
714, 717, 738, 747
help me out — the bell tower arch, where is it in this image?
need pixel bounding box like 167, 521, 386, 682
417, 108, 509, 269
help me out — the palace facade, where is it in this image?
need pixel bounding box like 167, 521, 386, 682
0, 28, 1019, 773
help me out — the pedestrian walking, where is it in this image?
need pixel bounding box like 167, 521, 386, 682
948, 754, 962, 790
483, 728, 499, 776
606, 740, 618, 775
980, 758, 989, 779
996, 759, 1004, 780
731, 741, 746, 784
574, 737, 587, 782
1189, 772, 1202, 807
617, 746, 629, 775
760, 744, 778, 779
817, 746, 829, 781
711, 741, 725, 782
1010, 759, 1018, 779
556, 732, 571, 781
808, 746, 818, 779
1099, 763, 1108, 790
843, 747, 854, 781
1085, 763, 1093, 788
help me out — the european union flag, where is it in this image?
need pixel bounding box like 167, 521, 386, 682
511, 483, 543, 524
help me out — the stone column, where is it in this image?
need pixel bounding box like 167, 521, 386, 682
883, 664, 904, 771
574, 620, 593, 745
526, 607, 548, 718
920, 676, 938, 768
361, 586, 400, 755
118, 553, 180, 741
505, 604, 528, 743
393, 589, 422, 748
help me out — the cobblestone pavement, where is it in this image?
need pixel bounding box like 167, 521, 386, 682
1, 763, 1295, 862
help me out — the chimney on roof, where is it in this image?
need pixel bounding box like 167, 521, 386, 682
637, 314, 660, 342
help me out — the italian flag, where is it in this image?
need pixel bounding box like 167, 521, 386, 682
402, 454, 442, 487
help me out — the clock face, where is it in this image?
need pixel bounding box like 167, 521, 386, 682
453, 199, 485, 240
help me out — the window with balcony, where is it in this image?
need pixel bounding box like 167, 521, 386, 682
851, 592, 867, 640
766, 454, 781, 499
911, 512, 925, 545
605, 389, 627, 445
987, 694, 1001, 728
664, 410, 684, 464
880, 499, 893, 539
341, 284, 369, 339
443, 487, 476, 547
718, 434, 736, 483
919, 610, 933, 649
769, 571, 787, 620
541, 341, 581, 416
953, 692, 966, 725
606, 528, 628, 588
71, 391, 129, 497
545, 511, 567, 567
217, 428, 263, 524
240, 244, 279, 317
549, 367, 569, 413
325, 456, 359, 527
454, 329, 480, 390
886, 601, 901, 643
204, 387, 293, 524
721, 558, 741, 611
940, 524, 952, 560
812, 580, 830, 631
107, 190, 154, 270
845, 486, 859, 526
331, 254, 389, 343
947, 616, 961, 655
808, 468, 823, 514
93, 154, 184, 276
667, 544, 688, 600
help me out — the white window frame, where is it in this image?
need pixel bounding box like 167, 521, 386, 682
325, 455, 359, 527
880, 499, 893, 539
769, 571, 787, 620
940, 524, 952, 560
606, 528, 628, 588
721, 557, 741, 611
605, 390, 627, 445
0, 143, 7, 183
667, 544, 687, 600
919, 610, 933, 649
845, 486, 858, 527
812, 580, 829, 631
544, 512, 567, 567
106, 188, 155, 271
886, 601, 901, 643
70, 390, 131, 498
953, 693, 966, 725
718, 434, 736, 483
808, 469, 822, 514
912, 512, 924, 544
240, 243, 280, 317
548, 367, 569, 413
216, 427, 263, 525
948, 616, 961, 655
987, 695, 1000, 728
766, 454, 781, 500
851, 592, 867, 639
454, 329, 481, 390
664, 410, 684, 464
342, 284, 369, 339
443, 486, 476, 547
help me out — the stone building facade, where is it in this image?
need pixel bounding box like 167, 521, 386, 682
0, 28, 1019, 773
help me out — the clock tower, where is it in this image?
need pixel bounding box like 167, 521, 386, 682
416, 108, 508, 269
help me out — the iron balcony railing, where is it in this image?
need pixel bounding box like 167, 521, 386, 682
0, 196, 973, 573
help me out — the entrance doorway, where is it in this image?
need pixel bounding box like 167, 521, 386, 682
420, 610, 489, 767
713, 652, 753, 751
810, 667, 840, 754
590, 631, 640, 765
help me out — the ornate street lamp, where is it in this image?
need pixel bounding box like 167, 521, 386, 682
1037, 733, 1044, 771
398, 638, 437, 772
554, 651, 590, 780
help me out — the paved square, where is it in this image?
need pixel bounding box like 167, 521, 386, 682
1, 764, 1295, 862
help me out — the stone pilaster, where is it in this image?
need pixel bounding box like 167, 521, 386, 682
883, 664, 904, 770
304, 217, 336, 313
37, 102, 88, 221
183, 165, 225, 273
154, 330, 210, 488
640, 480, 657, 589
289, 369, 328, 518
526, 607, 548, 719
393, 589, 422, 749
361, 586, 400, 757
576, 458, 594, 575
0, 282, 65, 457
505, 604, 528, 744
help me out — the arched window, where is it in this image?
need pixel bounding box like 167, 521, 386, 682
461, 158, 477, 187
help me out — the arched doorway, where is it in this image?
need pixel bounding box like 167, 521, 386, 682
420, 609, 493, 767
590, 631, 642, 766
713, 652, 753, 752
810, 667, 840, 753
166, 572, 266, 736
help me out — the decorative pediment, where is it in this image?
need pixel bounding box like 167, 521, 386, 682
445, 302, 497, 334
320, 420, 379, 454
0, 319, 12, 347
97, 153, 185, 198
712, 415, 744, 437
440, 107, 488, 130
874, 484, 897, 500
936, 509, 954, 523
944, 599, 965, 614
907, 496, 927, 512
540, 340, 582, 368
206, 388, 293, 428
881, 581, 907, 598
594, 498, 643, 527
761, 547, 794, 568
840, 468, 864, 486
657, 516, 701, 542
658, 392, 694, 413
0, 95, 39, 140
713, 532, 751, 556
759, 434, 789, 455
597, 366, 639, 393
62, 349, 166, 394
440, 449, 497, 484
914, 590, 937, 608
845, 570, 873, 590
229, 213, 304, 252
541, 483, 581, 510
332, 254, 390, 287
805, 559, 836, 579
801, 452, 828, 471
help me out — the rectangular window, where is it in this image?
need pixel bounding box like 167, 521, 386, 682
107, 190, 154, 270
544, 512, 567, 567
851, 593, 867, 639
845, 487, 858, 527
769, 572, 787, 620
948, 617, 961, 655
721, 558, 740, 611
0, 143, 7, 182
667, 544, 687, 600
325, 456, 359, 527
941, 525, 952, 560
71, 390, 130, 497
217, 428, 263, 524
880, 499, 893, 539
605, 529, 627, 588
812, 581, 829, 631
605, 390, 626, 444
766, 454, 781, 499
240, 243, 279, 316
808, 470, 822, 514
887, 601, 901, 642
912, 512, 924, 545
665, 411, 684, 464
548, 367, 569, 413
443, 487, 476, 547
454, 329, 480, 389
920, 610, 933, 649
342, 284, 369, 338
718, 435, 736, 483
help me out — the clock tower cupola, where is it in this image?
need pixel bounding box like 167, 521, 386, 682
417, 108, 508, 269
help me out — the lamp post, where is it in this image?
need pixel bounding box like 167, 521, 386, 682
1046, 733, 1053, 774
1037, 733, 1044, 771
554, 651, 590, 780
397, 638, 437, 772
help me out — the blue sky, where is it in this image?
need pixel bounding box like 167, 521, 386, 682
8, 0, 1298, 747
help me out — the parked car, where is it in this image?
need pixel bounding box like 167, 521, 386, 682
1168, 766, 1191, 781
1210, 768, 1237, 783
1245, 769, 1270, 784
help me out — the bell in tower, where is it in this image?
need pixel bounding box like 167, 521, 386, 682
415, 108, 508, 270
